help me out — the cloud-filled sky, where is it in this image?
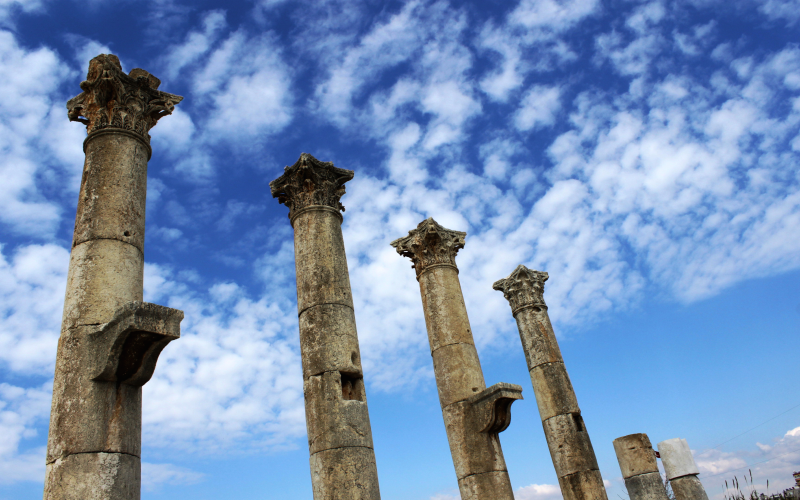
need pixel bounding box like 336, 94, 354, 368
0, 0, 799, 498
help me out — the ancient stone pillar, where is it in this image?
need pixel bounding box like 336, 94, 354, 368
391, 218, 522, 500
45, 54, 184, 500
270, 154, 380, 500
657, 438, 709, 500
613, 434, 669, 500
493, 265, 607, 500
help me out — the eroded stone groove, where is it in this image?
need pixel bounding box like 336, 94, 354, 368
494, 265, 608, 500
271, 153, 381, 500
392, 218, 522, 500
44, 54, 183, 500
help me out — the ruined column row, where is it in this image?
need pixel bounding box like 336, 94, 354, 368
45, 52, 712, 500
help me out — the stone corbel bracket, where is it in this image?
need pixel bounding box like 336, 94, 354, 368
89, 301, 183, 386
467, 382, 524, 434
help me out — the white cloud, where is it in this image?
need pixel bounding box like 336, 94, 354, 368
515, 85, 562, 131
162, 9, 227, 81
142, 462, 204, 491
510, 0, 599, 32
0, 382, 51, 483
758, 0, 800, 25
516, 483, 563, 500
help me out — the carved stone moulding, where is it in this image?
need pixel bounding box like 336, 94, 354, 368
67, 54, 183, 143
391, 218, 467, 278
269, 153, 355, 221
493, 264, 549, 315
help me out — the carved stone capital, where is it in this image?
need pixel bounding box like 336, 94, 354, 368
269, 153, 355, 220
467, 382, 523, 434
89, 301, 182, 386
67, 54, 183, 143
390, 218, 466, 278
493, 265, 549, 315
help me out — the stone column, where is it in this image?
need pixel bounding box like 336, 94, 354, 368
493, 265, 607, 500
657, 438, 709, 500
45, 54, 184, 500
391, 218, 522, 500
270, 153, 380, 500
613, 434, 669, 500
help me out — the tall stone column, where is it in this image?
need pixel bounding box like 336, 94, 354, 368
493, 265, 607, 500
270, 153, 381, 500
613, 434, 669, 500
45, 54, 184, 500
391, 218, 522, 500
657, 438, 709, 500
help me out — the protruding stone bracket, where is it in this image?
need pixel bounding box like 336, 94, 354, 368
89, 301, 183, 386
467, 382, 523, 434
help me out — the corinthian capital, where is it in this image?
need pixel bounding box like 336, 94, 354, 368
270, 153, 355, 218
67, 54, 183, 142
493, 265, 549, 314
391, 218, 466, 277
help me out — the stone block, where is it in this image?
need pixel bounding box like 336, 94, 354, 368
305, 371, 374, 454
529, 362, 579, 421
624, 471, 670, 500
558, 469, 608, 500
670, 475, 709, 500
542, 412, 599, 478
62, 239, 144, 330
657, 438, 699, 480
299, 304, 362, 379
432, 343, 485, 408
458, 471, 515, 500
43, 452, 140, 500
442, 400, 507, 480
467, 382, 523, 433
309, 446, 381, 500
73, 132, 149, 252
293, 207, 354, 313
514, 307, 563, 368
419, 266, 476, 351
614, 433, 659, 479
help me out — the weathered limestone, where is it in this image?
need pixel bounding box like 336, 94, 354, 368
271, 153, 380, 500
493, 265, 607, 500
657, 438, 709, 500
613, 434, 669, 500
392, 218, 522, 500
44, 54, 183, 500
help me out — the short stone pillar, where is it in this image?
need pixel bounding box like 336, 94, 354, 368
657, 438, 709, 500
271, 153, 381, 500
45, 54, 184, 500
392, 218, 522, 500
493, 265, 607, 500
613, 434, 669, 500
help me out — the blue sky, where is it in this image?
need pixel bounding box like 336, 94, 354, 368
0, 0, 799, 498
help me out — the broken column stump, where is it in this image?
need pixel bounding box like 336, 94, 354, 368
45, 54, 184, 500
657, 438, 709, 500
271, 153, 381, 500
392, 218, 522, 500
493, 265, 607, 500
613, 433, 669, 500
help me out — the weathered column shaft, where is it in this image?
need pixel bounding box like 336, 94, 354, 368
271, 154, 380, 500
613, 434, 669, 500
45, 54, 183, 500
392, 218, 522, 500
494, 266, 607, 500
657, 438, 709, 500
